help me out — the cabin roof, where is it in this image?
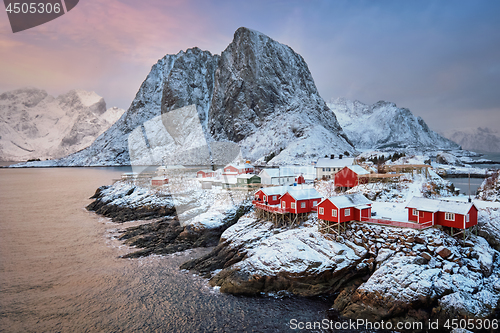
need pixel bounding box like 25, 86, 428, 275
405, 197, 475, 215
322, 193, 371, 209
260, 186, 289, 196
285, 188, 322, 201
345, 165, 370, 175
226, 163, 254, 170
315, 158, 355, 168
259, 168, 294, 178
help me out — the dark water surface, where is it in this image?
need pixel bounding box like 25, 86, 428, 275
0, 168, 335, 333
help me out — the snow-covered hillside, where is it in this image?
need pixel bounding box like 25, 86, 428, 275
0, 87, 124, 161
328, 98, 459, 151
442, 127, 500, 153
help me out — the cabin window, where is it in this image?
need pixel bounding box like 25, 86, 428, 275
282, 201, 286, 208
332, 209, 337, 217
319, 207, 324, 215
419, 211, 425, 218
345, 208, 351, 216
445, 212, 455, 221
412, 209, 417, 216
313, 201, 318, 206
466, 214, 470, 223
291, 202, 296, 209
273, 195, 277, 201
263, 195, 267, 202
301, 202, 306, 208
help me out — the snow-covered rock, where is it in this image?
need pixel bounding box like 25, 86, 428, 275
477, 171, 500, 202
328, 98, 460, 151
0, 87, 124, 161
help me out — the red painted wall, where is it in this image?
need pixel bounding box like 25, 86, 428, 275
318, 200, 339, 223
407, 208, 418, 222
334, 167, 360, 188
360, 207, 371, 219
466, 206, 478, 228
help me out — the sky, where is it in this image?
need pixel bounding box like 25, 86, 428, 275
1, 0, 499, 133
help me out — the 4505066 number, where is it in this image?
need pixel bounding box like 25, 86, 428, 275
5, 2, 61, 14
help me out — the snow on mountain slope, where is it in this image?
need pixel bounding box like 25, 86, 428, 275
0, 87, 124, 161
21, 27, 354, 167
442, 127, 500, 153
328, 98, 460, 151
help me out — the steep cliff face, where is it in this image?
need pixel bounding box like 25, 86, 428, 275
0, 87, 123, 161
207, 28, 353, 164
329, 98, 460, 151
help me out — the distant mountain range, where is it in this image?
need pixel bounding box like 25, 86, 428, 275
442, 127, 500, 153
0, 87, 124, 161
328, 98, 460, 151
12, 28, 464, 167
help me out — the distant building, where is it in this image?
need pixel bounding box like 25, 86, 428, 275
259, 168, 295, 185
223, 162, 254, 176
197, 169, 216, 178
151, 176, 169, 186
236, 174, 261, 186
315, 155, 355, 180
334, 165, 370, 191
405, 197, 478, 229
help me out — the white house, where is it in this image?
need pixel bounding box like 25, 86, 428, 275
259, 168, 296, 185
315, 156, 355, 180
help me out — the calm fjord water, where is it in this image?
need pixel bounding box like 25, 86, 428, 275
0, 167, 333, 333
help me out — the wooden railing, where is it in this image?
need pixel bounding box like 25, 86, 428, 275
360, 217, 433, 229
252, 201, 288, 214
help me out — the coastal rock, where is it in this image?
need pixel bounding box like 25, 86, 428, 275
335, 228, 500, 327
185, 215, 368, 296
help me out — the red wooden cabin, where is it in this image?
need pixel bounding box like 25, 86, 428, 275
406, 197, 478, 229
254, 186, 288, 205
334, 165, 369, 190
151, 177, 169, 186
197, 169, 215, 178
279, 188, 322, 214
223, 162, 254, 176
317, 193, 372, 223
295, 175, 305, 184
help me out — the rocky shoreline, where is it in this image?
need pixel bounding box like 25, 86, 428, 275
87, 180, 500, 332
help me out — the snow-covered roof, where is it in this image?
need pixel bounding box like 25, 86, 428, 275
260, 186, 289, 196
197, 169, 214, 173
405, 197, 475, 215
345, 165, 370, 175
315, 158, 355, 168
151, 176, 168, 180
285, 188, 322, 201
226, 163, 254, 170
323, 193, 371, 209
259, 168, 294, 178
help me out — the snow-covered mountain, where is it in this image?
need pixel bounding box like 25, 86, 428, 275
328, 98, 460, 151
442, 127, 500, 153
32, 27, 354, 167
0, 87, 124, 161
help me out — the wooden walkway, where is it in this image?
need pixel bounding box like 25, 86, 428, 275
360, 217, 433, 229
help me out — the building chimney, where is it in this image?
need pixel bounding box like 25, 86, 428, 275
339, 154, 343, 159
330, 154, 334, 159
